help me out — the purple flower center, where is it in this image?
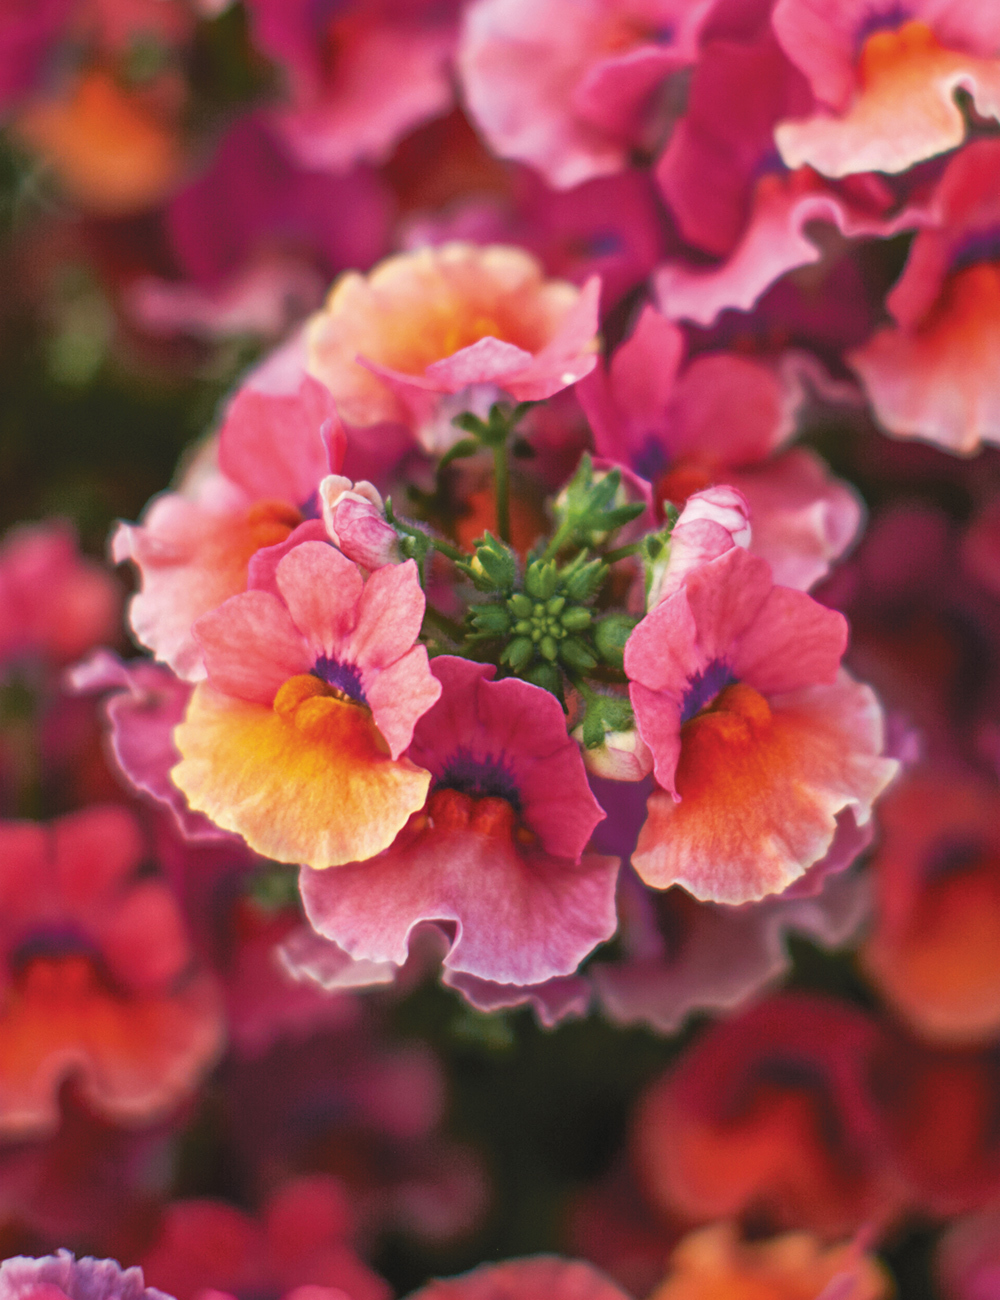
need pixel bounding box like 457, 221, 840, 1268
436, 748, 522, 810
951, 228, 1000, 275
313, 655, 367, 704
12, 926, 94, 969
925, 836, 986, 880
854, 3, 913, 50
680, 659, 735, 724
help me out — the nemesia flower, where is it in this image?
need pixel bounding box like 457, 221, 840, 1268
407, 1257, 631, 1300
577, 305, 862, 590
633, 995, 893, 1235
172, 542, 439, 866
861, 770, 1000, 1044
140, 1175, 389, 1300
458, 0, 712, 189
654, 167, 928, 327
69, 651, 227, 842
849, 139, 1000, 453
0, 805, 223, 1137
0, 520, 118, 670
772, 2, 1000, 177
300, 655, 618, 990
649, 1222, 890, 1300
113, 375, 343, 679
244, 0, 457, 172
13, 68, 185, 215
0, 1252, 171, 1300
306, 243, 600, 453
319, 475, 399, 570
624, 545, 897, 903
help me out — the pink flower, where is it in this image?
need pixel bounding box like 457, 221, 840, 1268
577, 305, 863, 589
114, 376, 343, 679
773, 2, 1000, 177
319, 475, 399, 569
306, 243, 600, 452
300, 656, 618, 989
0, 1253, 171, 1300
458, 0, 712, 188
140, 1176, 389, 1300
624, 546, 897, 903
0, 520, 119, 669
648, 485, 751, 608
172, 541, 439, 867
849, 138, 1000, 453
244, 0, 456, 172
0, 805, 223, 1137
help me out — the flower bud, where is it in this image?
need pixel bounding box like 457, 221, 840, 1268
320, 474, 399, 570
648, 485, 752, 608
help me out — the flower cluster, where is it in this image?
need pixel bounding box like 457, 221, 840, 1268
6, 0, 1000, 1295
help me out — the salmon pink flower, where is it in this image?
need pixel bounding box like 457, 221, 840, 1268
773, 2, 1000, 178
306, 243, 600, 453
172, 541, 438, 867
301, 656, 618, 990
0, 1253, 171, 1300
625, 546, 897, 903
114, 376, 343, 679
0, 805, 223, 1137
458, 0, 712, 189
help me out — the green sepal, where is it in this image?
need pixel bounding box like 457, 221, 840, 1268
594, 613, 640, 669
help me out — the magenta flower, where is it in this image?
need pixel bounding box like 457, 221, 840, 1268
301, 656, 619, 989
172, 541, 439, 866
319, 475, 399, 570
625, 546, 897, 903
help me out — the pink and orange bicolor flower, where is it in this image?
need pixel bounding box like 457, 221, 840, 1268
171, 540, 439, 867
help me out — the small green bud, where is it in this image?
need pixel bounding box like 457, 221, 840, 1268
581, 707, 606, 750
508, 592, 533, 618
502, 637, 534, 672
540, 634, 559, 662
564, 559, 607, 602
470, 603, 511, 636
559, 637, 597, 672
546, 595, 566, 616
474, 533, 517, 591
525, 559, 559, 600
594, 613, 639, 669
560, 606, 592, 632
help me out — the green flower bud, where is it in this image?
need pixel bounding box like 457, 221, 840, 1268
559, 637, 598, 672
560, 606, 592, 632
502, 636, 534, 672
594, 613, 639, 669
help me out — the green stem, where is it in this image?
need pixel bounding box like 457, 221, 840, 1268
601, 541, 643, 564
541, 520, 573, 563
493, 438, 511, 544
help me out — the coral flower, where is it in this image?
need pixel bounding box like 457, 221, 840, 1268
306, 243, 600, 452
625, 546, 897, 904
0, 1253, 171, 1300
114, 376, 342, 679
301, 656, 618, 991
861, 770, 1000, 1045
773, 4, 1000, 177
172, 541, 438, 867
0, 806, 223, 1137
633, 995, 892, 1235
650, 1222, 890, 1300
